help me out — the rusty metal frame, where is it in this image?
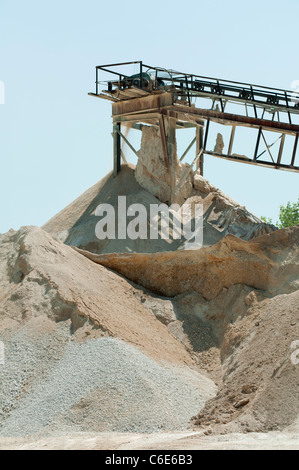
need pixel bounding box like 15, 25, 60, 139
201, 119, 299, 172
92, 61, 299, 123
90, 61, 299, 176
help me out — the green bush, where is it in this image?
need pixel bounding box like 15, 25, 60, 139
260, 216, 273, 225
277, 198, 299, 228
261, 198, 299, 228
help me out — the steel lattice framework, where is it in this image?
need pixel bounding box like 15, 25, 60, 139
89, 61, 299, 182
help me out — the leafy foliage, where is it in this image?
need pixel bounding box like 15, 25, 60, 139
277, 198, 299, 228
261, 198, 299, 229
260, 216, 273, 225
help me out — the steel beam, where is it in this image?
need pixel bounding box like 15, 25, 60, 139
254, 127, 262, 161
113, 122, 121, 177
205, 150, 299, 172
180, 137, 196, 162
291, 133, 299, 166
203, 119, 210, 151
164, 105, 299, 136
196, 126, 204, 174
158, 115, 169, 171
115, 128, 139, 158
168, 117, 177, 198
228, 125, 236, 156
261, 131, 275, 163
277, 134, 285, 166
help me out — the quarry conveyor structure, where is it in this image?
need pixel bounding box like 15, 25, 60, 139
89, 61, 299, 186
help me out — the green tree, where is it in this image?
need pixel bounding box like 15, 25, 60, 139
277, 198, 299, 228
260, 216, 273, 225
261, 198, 299, 228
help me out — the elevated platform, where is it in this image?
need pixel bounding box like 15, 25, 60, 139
89, 61, 299, 178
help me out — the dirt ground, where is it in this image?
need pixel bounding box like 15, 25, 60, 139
0, 429, 298, 450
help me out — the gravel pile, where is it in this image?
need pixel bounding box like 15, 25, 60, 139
0, 320, 71, 433
0, 321, 216, 437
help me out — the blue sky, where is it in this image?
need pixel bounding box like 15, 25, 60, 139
0, 0, 298, 234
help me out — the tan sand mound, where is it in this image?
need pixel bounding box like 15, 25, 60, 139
43, 164, 275, 253
0, 226, 193, 363
189, 288, 299, 432
74, 226, 299, 432
0, 164, 298, 442
74, 226, 299, 300
0, 226, 218, 436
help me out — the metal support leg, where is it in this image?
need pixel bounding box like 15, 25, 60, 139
277, 134, 285, 166
159, 115, 169, 171
254, 127, 262, 161
228, 125, 236, 156
167, 117, 177, 199
96, 67, 98, 95
196, 126, 204, 175
203, 119, 210, 149
113, 122, 121, 177
291, 133, 299, 166
180, 137, 196, 162
115, 127, 139, 158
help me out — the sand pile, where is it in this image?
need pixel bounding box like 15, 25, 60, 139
191, 288, 299, 432
0, 226, 216, 436
75, 226, 299, 432
43, 164, 275, 253
0, 164, 298, 440
75, 227, 299, 300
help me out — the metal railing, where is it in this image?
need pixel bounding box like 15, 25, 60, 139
93, 61, 299, 123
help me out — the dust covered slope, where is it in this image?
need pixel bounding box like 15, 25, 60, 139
43, 164, 275, 253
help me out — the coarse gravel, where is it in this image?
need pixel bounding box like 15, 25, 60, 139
0, 321, 216, 437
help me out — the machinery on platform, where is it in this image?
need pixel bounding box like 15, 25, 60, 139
89, 61, 299, 180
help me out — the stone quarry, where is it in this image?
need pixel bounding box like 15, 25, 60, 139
0, 141, 298, 449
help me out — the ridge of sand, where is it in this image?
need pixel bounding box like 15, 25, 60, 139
74, 226, 299, 300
